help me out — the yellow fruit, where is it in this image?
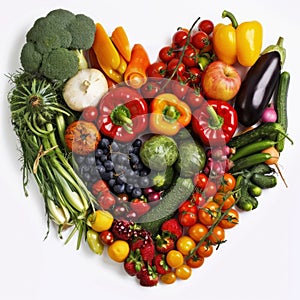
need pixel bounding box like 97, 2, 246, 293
175, 264, 192, 280
107, 240, 130, 263
88, 210, 114, 232
166, 250, 184, 268
160, 272, 177, 284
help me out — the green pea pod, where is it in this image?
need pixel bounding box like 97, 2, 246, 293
86, 229, 104, 255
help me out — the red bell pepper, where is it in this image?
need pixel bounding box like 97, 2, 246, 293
191, 100, 238, 146
97, 86, 148, 142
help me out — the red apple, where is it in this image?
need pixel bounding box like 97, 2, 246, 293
201, 61, 241, 101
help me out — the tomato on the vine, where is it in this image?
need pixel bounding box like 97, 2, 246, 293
190, 192, 205, 207
218, 173, 236, 193
159, 46, 176, 63
185, 89, 205, 108
191, 31, 209, 50
186, 253, 205, 268
196, 242, 213, 258
171, 80, 189, 99
198, 201, 220, 226
179, 200, 198, 214
172, 29, 189, 48
213, 192, 236, 211
198, 19, 214, 35
193, 173, 208, 190
203, 180, 217, 198
188, 223, 208, 242
178, 211, 198, 227
176, 236, 196, 256
147, 61, 167, 78
186, 67, 202, 85
182, 46, 198, 67
167, 58, 186, 78
219, 208, 239, 229
140, 79, 162, 99
82, 106, 98, 122
208, 225, 225, 245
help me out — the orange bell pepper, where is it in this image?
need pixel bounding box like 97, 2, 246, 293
150, 93, 192, 136
124, 43, 150, 89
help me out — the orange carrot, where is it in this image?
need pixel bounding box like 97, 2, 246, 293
124, 43, 150, 89
111, 26, 132, 63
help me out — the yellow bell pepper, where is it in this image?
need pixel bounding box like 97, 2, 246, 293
212, 10, 263, 67
92, 23, 127, 83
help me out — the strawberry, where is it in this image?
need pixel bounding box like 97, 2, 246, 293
155, 234, 175, 253
124, 250, 144, 276
131, 231, 155, 263
161, 218, 183, 240
130, 199, 151, 217
138, 265, 159, 287
153, 254, 170, 275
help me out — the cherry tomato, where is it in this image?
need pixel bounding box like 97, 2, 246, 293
193, 173, 208, 190
203, 180, 217, 198
186, 253, 205, 268
175, 264, 192, 280
213, 192, 236, 211
208, 225, 225, 245
99, 230, 114, 245
191, 31, 209, 50
159, 46, 176, 63
218, 173, 236, 193
167, 58, 186, 78
160, 271, 177, 284
190, 192, 205, 207
196, 242, 213, 258
97, 192, 116, 210
172, 29, 189, 48
185, 90, 205, 108
140, 79, 162, 99
171, 80, 189, 100
166, 250, 184, 268
198, 201, 220, 226
176, 236, 196, 256
198, 19, 214, 35
219, 208, 239, 229
147, 61, 167, 78
82, 106, 99, 122
178, 211, 198, 227
182, 46, 198, 67
179, 200, 198, 215
188, 223, 208, 242
186, 67, 202, 85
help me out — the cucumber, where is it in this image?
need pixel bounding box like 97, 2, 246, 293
151, 166, 174, 191
227, 122, 286, 149
274, 71, 290, 152
251, 173, 277, 189
138, 177, 194, 235
250, 163, 274, 175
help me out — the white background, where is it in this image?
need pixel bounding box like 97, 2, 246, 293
0, 1, 299, 299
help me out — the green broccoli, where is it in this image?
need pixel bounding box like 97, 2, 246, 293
20, 9, 96, 82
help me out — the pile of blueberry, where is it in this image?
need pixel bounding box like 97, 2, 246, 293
74, 137, 152, 200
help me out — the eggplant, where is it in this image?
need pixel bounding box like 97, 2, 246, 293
234, 37, 286, 127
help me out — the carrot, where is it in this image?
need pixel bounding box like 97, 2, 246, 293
124, 43, 150, 89
111, 26, 132, 63
261, 146, 288, 188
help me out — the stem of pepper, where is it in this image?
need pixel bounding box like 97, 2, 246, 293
207, 105, 224, 129
110, 105, 133, 134
162, 105, 180, 123
222, 10, 239, 28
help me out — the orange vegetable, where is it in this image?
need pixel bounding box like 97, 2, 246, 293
111, 26, 132, 62
124, 43, 150, 89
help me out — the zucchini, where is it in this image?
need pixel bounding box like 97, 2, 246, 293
251, 173, 277, 189
138, 177, 194, 235
151, 166, 174, 191
274, 71, 290, 152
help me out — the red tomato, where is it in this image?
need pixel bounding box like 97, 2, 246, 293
186, 254, 205, 268
191, 31, 209, 50
186, 67, 202, 85
99, 230, 114, 245
193, 173, 208, 190
82, 106, 99, 122
159, 46, 176, 63
191, 192, 206, 207
182, 46, 198, 67
198, 19, 214, 35
196, 242, 213, 258
167, 58, 186, 78
178, 211, 198, 227
172, 29, 189, 48
185, 90, 205, 108
179, 200, 198, 215
208, 225, 225, 245
140, 79, 162, 99
147, 61, 167, 78
171, 81, 189, 100
203, 181, 217, 198
219, 208, 239, 229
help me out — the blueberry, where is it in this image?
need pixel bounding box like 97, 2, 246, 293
95, 148, 103, 158
104, 160, 114, 171
129, 153, 139, 165
132, 187, 142, 198
108, 178, 116, 188
85, 155, 95, 165
132, 139, 142, 148
126, 183, 134, 194
138, 176, 151, 188
113, 184, 125, 194
101, 171, 114, 181
100, 154, 108, 163
96, 164, 106, 175
99, 138, 110, 149
110, 141, 120, 152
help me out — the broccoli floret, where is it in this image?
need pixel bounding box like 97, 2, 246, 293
67, 14, 96, 50
39, 48, 79, 81
20, 42, 42, 73
20, 8, 96, 81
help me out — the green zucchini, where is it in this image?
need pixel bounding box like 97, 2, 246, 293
151, 166, 174, 191
138, 177, 194, 235
274, 71, 290, 152
251, 173, 277, 189
229, 153, 272, 174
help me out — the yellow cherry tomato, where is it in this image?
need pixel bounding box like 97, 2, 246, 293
176, 236, 196, 256
107, 240, 130, 263
175, 264, 192, 280
160, 272, 177, 284
88, 210, 114, 232
188, 223, 209, 242
166, 250, 184, 268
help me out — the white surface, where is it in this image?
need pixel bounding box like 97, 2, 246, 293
0, 1, 299, 299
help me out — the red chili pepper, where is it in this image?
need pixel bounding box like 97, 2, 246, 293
97, 86, 148, 142
191, 100, 238, 146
